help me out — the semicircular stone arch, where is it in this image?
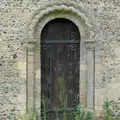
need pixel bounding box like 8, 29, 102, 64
27, 5, 91, 43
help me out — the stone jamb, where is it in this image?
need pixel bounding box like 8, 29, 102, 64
85, 40, 95, 110
26, 42, 36, 112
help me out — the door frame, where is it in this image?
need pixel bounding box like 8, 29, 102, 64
26, 7, 95, 116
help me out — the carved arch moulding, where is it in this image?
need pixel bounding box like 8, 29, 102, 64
27, 5, 92, 42
25, 5, 96, 114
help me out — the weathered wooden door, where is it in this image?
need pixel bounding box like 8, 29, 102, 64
41, 18, 80, 120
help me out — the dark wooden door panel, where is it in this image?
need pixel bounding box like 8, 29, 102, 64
41, 18, 80, 120
41, 19, 80, 41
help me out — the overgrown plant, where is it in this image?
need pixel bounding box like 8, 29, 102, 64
41, 101, 47, 120
9, 100, 120, 120
103, 99, 113, 120
63, 111, 67, 120
74, 104, 95, 120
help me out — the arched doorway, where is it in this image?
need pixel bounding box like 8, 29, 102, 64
41, 18, 80, 119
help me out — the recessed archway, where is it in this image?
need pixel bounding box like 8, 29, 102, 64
26, 7, 95, 117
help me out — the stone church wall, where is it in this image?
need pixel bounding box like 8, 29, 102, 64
0, 0, 120, 119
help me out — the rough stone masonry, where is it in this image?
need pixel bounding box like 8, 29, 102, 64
0, 0, 120, 119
